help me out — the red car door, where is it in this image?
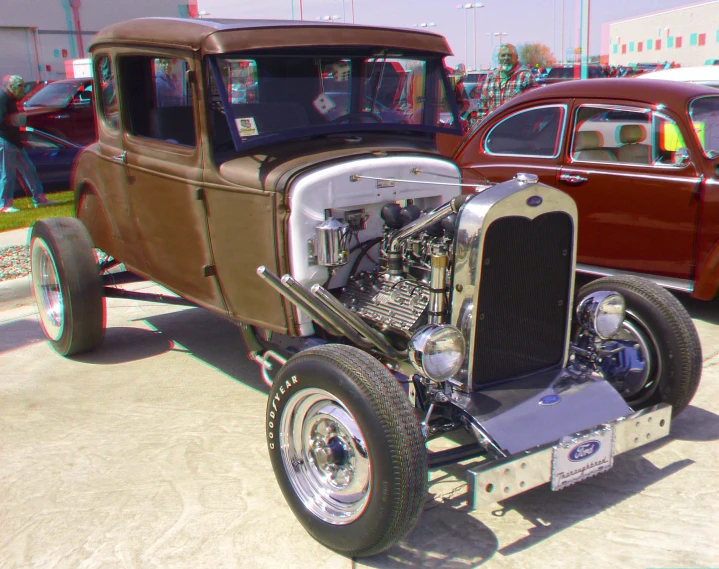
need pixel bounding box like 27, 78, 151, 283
558, 101, 701, 281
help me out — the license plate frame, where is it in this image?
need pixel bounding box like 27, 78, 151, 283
551, 426, 615, 491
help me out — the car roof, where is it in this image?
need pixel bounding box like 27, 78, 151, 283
641, 65, 719, 82
508, 78, 718, 108
90, 17, 452, 56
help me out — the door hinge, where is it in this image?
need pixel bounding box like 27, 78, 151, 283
202, 264, 216, 277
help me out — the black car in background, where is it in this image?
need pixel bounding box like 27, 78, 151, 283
14, 127, 81, 197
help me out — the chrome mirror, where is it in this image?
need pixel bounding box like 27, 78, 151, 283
673, 147, 690, 166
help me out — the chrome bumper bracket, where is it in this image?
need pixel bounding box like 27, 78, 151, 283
467, 403, 672, 509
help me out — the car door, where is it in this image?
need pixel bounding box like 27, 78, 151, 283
70, 81, 97, 144
454, 103, 568, 191
87, 54, 145, 267
116, 51, 224, 309
559, 102, 701, 281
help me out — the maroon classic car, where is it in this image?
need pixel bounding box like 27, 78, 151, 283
21, 78, 96, 145
455, 78, 719, 301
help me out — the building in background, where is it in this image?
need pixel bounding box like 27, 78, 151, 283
607, 0, 719, 67
0, 0, 191, 80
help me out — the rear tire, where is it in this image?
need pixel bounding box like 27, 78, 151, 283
266, 344, 427, 557
30, 217, 105, 356
576, 275, 701, 416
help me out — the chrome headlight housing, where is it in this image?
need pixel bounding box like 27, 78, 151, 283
576, 291, 626, 339
408, 324, 466, 381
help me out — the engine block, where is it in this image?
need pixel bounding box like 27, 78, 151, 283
339, 272, 430, 337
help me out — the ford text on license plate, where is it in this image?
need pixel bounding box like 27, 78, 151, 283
551, 427, 615, 491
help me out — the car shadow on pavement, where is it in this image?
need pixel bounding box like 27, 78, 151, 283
71, 327, 173, 364
139, 308, 270, 395
0, 318, 45, 354
366, 405, 719, 566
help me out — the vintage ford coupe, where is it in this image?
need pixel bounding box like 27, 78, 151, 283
30, 19, 701, 557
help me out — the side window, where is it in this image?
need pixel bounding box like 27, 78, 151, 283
96, 56, 118, 130
485, 106, 565, 156
573, 106, 685, 166
119, 55, 196, 147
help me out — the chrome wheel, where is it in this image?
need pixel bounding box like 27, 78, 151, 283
31, 238, 64, 341
279, 388, 371, 525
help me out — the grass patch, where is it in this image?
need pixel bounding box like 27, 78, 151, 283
0, 191, 74, 233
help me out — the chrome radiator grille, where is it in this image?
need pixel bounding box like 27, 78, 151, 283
471, 212, 573, 385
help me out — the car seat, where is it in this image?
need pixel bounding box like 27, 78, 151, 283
573, 130, 617, 162
616, 125, 652, 164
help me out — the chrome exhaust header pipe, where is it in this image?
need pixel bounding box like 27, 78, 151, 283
310, 283, 407, 360
279, 275, 373, 349
256, 267, 345, 338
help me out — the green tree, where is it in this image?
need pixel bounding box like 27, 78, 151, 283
518, 43, 556, 68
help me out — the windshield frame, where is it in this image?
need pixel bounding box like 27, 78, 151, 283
205, 51, 463, 154
688, 94, 719, 159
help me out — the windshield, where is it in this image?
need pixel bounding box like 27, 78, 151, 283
207, 51, 461, 153
24, 82, 83, 108
688, 96, 719, 158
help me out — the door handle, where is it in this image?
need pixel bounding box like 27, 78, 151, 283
558, 173, 588, 185
111, 151, 127, 165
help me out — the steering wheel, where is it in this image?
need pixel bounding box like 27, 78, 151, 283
329, 111, 383, 124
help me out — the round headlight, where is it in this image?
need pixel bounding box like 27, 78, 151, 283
408, 324, 466, 381
576, 291, 626, 339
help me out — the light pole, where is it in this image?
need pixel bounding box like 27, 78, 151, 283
457, 3, 483, 71
411, 22, 437, 28
317, 15, 341, 23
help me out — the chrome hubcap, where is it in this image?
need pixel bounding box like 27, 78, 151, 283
601, 311, 661, 403
279, 388, 371, 525
31, 238, 64, 341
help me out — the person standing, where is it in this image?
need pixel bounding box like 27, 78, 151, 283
154, 59, 183, 107
475, 44, 536, 121
0, 75, 56, 213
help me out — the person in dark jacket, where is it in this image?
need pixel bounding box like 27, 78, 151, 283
0, 75, 56, 213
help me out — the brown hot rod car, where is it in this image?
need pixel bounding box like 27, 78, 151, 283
30, 18, 701, 557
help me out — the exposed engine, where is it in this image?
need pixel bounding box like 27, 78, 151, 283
327, 200, 462, 340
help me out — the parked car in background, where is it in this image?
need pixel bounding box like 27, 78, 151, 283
13, 127, 82, 197
20, 78, 96, 145
30, 17, 700, 559
18, 80, 52, 106
455, 78, 719, 300
537, 64, 605, 85
641, 65, 719, 89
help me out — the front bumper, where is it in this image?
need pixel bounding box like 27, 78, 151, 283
467, 403, 672, 509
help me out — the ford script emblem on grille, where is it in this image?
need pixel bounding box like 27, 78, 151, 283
539, 394, 561, 406
568, 440, 601, 462
526, 195, 543, 207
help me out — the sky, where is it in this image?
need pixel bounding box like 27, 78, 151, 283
197, 0, 707, 68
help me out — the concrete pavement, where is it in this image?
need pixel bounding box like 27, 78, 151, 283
1, 292, 718, 569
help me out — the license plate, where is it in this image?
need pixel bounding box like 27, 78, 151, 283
551, 426, 615, 491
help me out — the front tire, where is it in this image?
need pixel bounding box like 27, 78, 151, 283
266, 344, 427, 558
576, 276, 701, 416
30, 218, 105, 356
